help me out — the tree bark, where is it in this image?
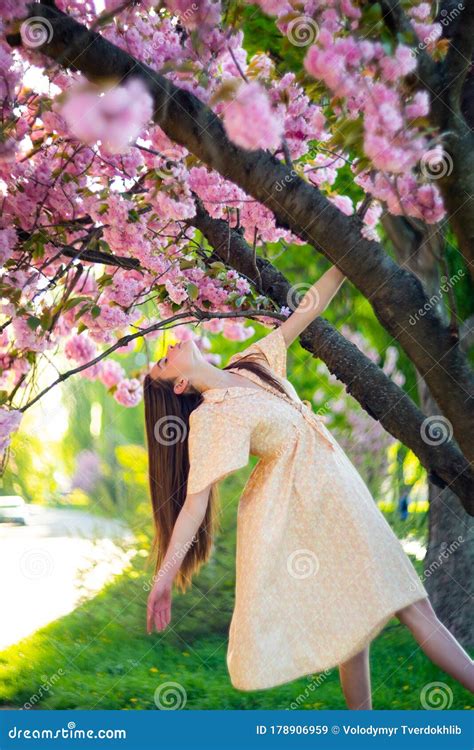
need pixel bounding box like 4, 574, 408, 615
7, 2, 474, 465
419, 375, 474, 648
383, 214, 474, 644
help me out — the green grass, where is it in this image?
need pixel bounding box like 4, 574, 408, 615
0, 473, 472, 710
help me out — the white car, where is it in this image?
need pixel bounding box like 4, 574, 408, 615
0, 495, 29, 525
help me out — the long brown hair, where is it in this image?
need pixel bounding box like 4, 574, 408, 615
143, 351, 289, 592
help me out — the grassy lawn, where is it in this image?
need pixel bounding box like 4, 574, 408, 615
1, 472, 472, 711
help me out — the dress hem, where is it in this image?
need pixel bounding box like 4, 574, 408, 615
228, 592, 429, 693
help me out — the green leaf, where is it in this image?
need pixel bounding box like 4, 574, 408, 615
76, 304, 92, 319
128, 209, 140, 223
186, 282, 199, 300
39, 310, 53, 330
26, 316, 41, 331
97, 273, 114, 289
62, 296, 92, 312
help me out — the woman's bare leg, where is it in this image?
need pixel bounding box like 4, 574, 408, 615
395, 597, 474, 692
338, 645, 372, 709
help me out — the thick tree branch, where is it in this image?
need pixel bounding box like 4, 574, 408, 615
17, 224, 142, 269
59, 244, 140, 269
7, 3, 474, 465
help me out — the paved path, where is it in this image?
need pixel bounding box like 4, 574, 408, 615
0, 506, 135, 651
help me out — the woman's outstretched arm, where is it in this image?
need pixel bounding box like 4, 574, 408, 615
146, 485, 211, 634
279, 265, 346, 347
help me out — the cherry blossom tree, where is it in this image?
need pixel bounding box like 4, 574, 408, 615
1, 0, 473, 644
1, 0, 473, 525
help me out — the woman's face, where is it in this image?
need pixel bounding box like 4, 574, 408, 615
149, 339, 200, 390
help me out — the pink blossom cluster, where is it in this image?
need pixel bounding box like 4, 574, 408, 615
114, 378, 142, 407
81, 305, 140, 345
64, 331, 140, 404
189, 166, 299, 244
0, 227, 17, 266
0, 0, 453, 424
59, 78, 154, 154
223, 82, 284, 151
0, 407, 22, 453
64, 333, 97, 363
166, 0, 221, 32
64, 332, 102, 379
355, 171, 444, 224
0, 0, 29, 22
269, 73, 328, 159
256, 0, 445, 224
13, 318, 53, 353
100, 359, 125, 389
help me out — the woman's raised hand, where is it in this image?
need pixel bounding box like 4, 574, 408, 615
147, 576, 172, 634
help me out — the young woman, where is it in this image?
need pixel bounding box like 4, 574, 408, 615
144, 266, 474, 707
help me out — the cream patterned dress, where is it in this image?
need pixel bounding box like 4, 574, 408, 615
186, 327, 429, 691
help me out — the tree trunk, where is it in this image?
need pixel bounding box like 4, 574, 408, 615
418, 376, 474, 647
383, 215, 473, 646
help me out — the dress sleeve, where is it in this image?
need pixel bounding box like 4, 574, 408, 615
186, 405, 251, 494
227, 326, 287, 379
